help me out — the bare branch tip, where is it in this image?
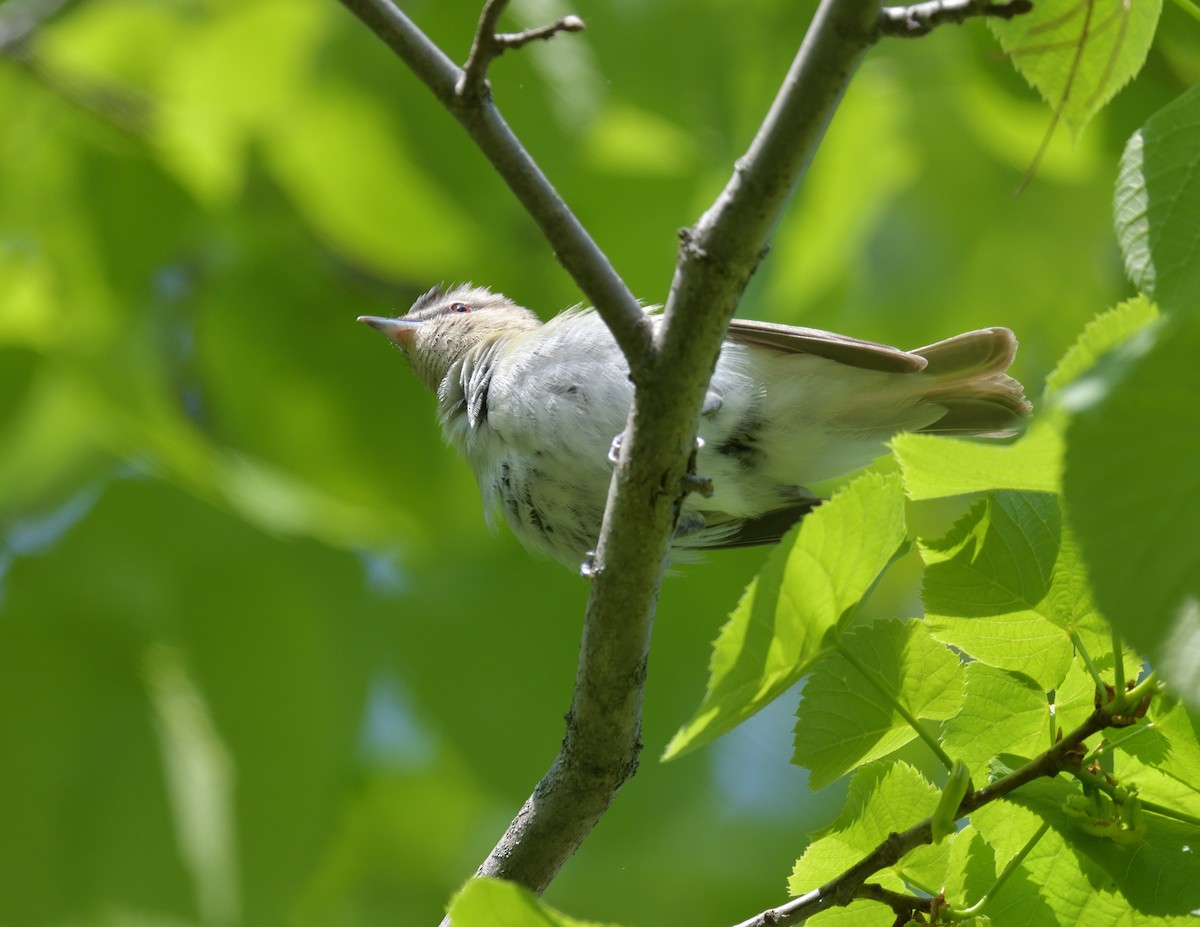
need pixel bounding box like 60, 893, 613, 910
877, 0, 1033, 37
496, 14, 587, 50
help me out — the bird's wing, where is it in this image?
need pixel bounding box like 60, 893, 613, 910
725, 319, 926, 374
697, 501, 823, 549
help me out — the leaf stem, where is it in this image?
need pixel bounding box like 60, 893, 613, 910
835, 641, 956, 771
1116, 670, 1159, 712
1110, 629, 1126, 694
953, 821, 1050, 919
1069, 630, 1106, 696
1170, 0, 1200, 23
1065, 764, 1200, 828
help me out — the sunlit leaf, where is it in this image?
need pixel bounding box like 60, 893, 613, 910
892, 417, 1063, 500
789, 763, 948, 895
449, 878, 624, 927
990, 0, 1162, 139
1114, 84, 1200, 313
663, 473, 906, 761
1064, 312, 1200, 707
793, 619, 964, 789
1003, 777, 1200, 916
920, 492, 1101, 690
942, 663, 1049, 779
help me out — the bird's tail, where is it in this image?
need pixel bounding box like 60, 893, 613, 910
913, 328, 1031, 436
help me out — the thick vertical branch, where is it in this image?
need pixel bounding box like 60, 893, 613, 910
468, 0, 885, 896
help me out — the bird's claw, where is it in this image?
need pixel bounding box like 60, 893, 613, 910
580, 550, 600, 579
607, 433, 624, 466
681, 472, 714, 498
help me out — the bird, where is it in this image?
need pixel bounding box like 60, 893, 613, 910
359, 284, 1030, 570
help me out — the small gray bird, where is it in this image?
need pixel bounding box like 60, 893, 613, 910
360, 285, 1030, 569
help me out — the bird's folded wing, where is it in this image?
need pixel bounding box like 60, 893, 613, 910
725, 319, 926, 374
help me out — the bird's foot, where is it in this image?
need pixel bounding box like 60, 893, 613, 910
579, 550, 600, 579
607, 433, 623, 466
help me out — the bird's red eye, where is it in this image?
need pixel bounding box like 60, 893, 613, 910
449, 302, 472, 313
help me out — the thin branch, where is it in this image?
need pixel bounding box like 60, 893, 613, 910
855, 883, 926, 917
337, 0, 655, 376
459, 0, 585, 98
497, 16, 585, 49
458, 0, 507, 100
730, 707, 1115, 927
877, 0, 1032, 37
0, 0, 82, 55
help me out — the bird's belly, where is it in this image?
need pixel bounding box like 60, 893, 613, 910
475, 449, 611, 567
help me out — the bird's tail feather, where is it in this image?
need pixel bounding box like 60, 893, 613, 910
913, 328, 1031, 436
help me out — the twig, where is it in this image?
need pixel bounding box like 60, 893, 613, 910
457, 0, 507, 100
498, 16, 585, 49
336, 0, 655, 376
877, 0, 1032, 37
0, 0, 83, 55
459, 0, 584, 99
856, 883, 926, 917
729, 707, 1114, 927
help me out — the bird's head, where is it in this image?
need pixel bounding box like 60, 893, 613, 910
358, 284, 540, 391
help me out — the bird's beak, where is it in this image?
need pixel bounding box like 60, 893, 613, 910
358, 315, 420, 348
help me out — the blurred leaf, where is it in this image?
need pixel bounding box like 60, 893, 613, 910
263, 85, 478, 279
1114, 84, 1200, 312
763, 65, 918, 313
582, 102, 696, 176
1064, 312, 1200, 707
1044, 296, 1159, 395
0, 477, 378, 926
663, 473, 906, 761
449, 878, 624, 927
793, 619, 964, 790
154, 0, 327, 203
920, 492, 1102, 690
990, 0, 1162, 138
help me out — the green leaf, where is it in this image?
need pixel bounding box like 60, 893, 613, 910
920, 492, 1101, 690
154, 0, 326, 203
0, 479, 377, 924
942, 664, 1050, 780
263, 85, 478, 279
989, 0, 1161, 139
1003, 778, 1200, 916
663, 473, 906, 761
1114, 84, 1200, 312
1064, 312, 1200, 707
1045, 297, 1159, 395
805, 900, 884, 926
793, 619, 964, 790
892, 417, 1063, 500
789, 762, 947, 895
1137, 701, 1200, 796
448, 877, 623, 927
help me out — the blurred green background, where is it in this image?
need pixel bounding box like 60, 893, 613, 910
0, 0, 1195, 924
